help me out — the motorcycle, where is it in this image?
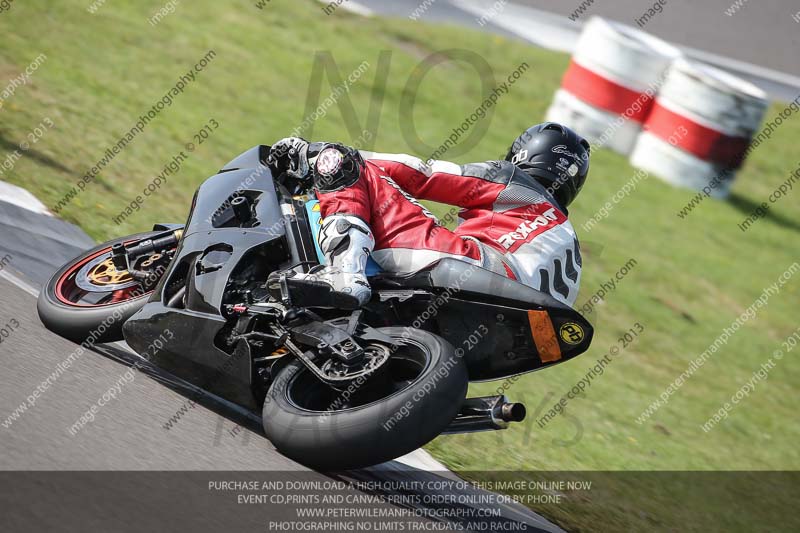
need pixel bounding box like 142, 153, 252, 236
37, 146, 593, 470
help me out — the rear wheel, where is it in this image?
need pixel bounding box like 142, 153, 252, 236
37, 231, 165, 344
262, 327, 467, 470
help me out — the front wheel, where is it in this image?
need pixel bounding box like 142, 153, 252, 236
262, 327, 467, 471
37, 231, 164, 344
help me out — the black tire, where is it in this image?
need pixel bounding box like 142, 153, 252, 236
262, 327, 467, 471
37, 231, 161, 344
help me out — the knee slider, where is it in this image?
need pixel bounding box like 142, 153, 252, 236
320, 215, 370, 256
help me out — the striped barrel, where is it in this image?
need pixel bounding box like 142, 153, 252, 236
630, 59, 768, 197
546, 17, 681, 155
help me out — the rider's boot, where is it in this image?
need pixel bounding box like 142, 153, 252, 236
269, 215, 374, 309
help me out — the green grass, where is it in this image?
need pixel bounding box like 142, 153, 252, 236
2, 1, 799, 531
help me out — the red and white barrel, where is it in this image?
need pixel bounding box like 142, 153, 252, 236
546, 17, 681, 155
630, 58, 768, 197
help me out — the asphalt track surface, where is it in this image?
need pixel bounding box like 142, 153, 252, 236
513, 0, 800, 77
0, 199, 562, 532
357, 0, 800, 100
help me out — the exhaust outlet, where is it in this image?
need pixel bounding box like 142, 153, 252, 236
501, 402, 527, 423
443, 395, 527, 434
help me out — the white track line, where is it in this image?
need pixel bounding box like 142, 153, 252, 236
394, 448, 451, 470
317, 0, 375, 17
0, 181, 52, 217
341, 1, 374, 17
0, 268, 40, 297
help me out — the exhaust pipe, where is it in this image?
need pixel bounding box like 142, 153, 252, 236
443, 395, 526, 434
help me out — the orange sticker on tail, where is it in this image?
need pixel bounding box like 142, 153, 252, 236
527, 310, 562, 363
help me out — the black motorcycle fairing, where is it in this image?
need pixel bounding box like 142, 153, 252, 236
370, 259, 593, 380
183, 166, 284, 235
123, 160, 292, 408
219, 145, 271, 173
123, 303, 259, 408
140, 164, 288, 315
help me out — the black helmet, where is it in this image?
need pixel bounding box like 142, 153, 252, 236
505, 122, 590, 208
307, 142, 365, 193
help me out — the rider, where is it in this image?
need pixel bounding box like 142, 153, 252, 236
268, 122, 590, 309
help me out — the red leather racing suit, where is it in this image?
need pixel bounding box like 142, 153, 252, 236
315, 152, 582, 306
